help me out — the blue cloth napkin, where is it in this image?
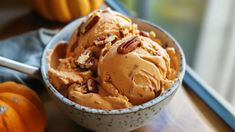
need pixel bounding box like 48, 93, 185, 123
0, 29, 57, 92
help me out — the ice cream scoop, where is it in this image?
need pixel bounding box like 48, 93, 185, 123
66, 8, 135, 58
47, 8, 179, 110
98, 35, 177, 105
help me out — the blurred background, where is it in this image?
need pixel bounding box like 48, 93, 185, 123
0, 0, 234, 107
118, 0, 235, 107
119, 0, 206, 66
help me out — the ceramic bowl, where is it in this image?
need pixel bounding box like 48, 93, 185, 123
41, 17, 186, 132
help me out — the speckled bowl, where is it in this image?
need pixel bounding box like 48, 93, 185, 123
41, 17, 186, 132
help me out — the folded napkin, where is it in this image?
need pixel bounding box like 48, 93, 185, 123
0, 29, 58, 91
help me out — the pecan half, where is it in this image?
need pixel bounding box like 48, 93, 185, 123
117, 36, 141, 54
76, 49, 95, 69
93, 34, 117, 46
79, 12, 100, 34
87, 79, 98, 93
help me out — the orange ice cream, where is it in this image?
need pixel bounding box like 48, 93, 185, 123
48, 9, 178, 110
98, 35, 176, 105
66, 8, 135, 58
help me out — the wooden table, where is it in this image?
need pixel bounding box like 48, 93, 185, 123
0, 1, 232, 132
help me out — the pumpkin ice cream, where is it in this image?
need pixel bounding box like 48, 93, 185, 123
66, 8, 134, 58
48, 9, 178, 110
98, 35, 177, 105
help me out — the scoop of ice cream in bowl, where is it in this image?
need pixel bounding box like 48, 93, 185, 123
41, 8, 185, 132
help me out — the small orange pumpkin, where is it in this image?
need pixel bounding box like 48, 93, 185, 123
0, 82, 46, 132
28, 0, 104, 22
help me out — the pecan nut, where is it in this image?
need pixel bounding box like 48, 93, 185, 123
76, 49, 95, 69
87, 79, 98, 93
79, 12, 100, 34
93, 34, 117, 46
117, 36, 141, 54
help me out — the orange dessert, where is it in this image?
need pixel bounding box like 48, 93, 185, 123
48, 8, 178, 110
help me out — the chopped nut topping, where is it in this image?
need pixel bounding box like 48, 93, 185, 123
132, 24, 138, 30
93, 36, 106, 46
79, 12, 101, 34
76, 49, 95, 69
154, 51, 161, 56
131, 24, 138, 33
119, 27, 130, 37
93, 34, 117, 46
139, 31, 150, 37
105, 42, 112, 49
106, 34, 117, 44
149, 31, 156, 38
87, 79, 98, 93
70, 84, 88, 94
